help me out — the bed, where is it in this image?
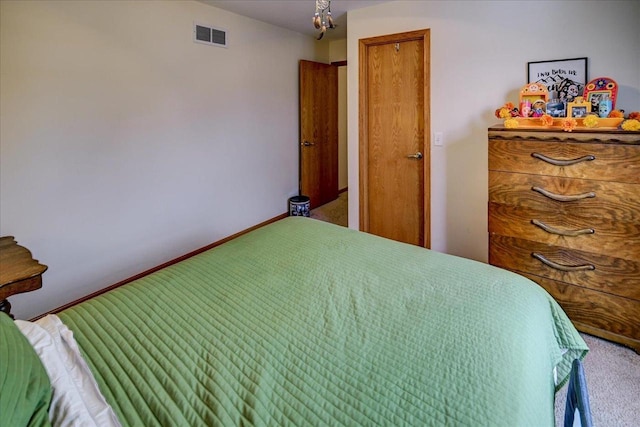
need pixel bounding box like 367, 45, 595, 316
1, 217, 588, 426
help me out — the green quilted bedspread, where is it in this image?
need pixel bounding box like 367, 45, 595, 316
59, 217, 587, 426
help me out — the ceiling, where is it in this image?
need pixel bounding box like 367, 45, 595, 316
198, 1, 390, 40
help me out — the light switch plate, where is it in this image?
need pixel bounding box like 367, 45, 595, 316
434, 132, 443, 146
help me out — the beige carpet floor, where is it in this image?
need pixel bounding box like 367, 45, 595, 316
310, 191, 348, 227
311, 191, 640, 426
555, 334, 639, 427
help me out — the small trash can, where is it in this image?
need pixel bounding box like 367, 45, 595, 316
289, 195, 310, 217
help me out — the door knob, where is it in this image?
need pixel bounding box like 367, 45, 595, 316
302, 141, 316, 147
407, 152, 423, 159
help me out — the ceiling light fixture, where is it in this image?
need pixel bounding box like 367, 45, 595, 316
313, 0, 335, 40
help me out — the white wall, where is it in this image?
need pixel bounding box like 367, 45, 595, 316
347, 0, 640, 261
0, 0, 320, 319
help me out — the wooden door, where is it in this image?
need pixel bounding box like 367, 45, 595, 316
359, 30, 430, 247
299, 60, 338, 209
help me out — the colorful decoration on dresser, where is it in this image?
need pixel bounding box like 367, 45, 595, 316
567, 96, 591, 118
495, 79, 638, 131
622, 116, 640, 131
583, 77, 618, 115
519, 83, 549, 118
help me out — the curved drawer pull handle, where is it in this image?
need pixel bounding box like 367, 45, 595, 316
532, 186, 596, 202
531, 219, 595, 237
532, 152, 595, 166
532, 253, 595, 272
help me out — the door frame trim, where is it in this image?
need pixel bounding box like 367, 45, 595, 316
358, 29, 431, 247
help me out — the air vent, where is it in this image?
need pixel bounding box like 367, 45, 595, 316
194, 23, 227, 48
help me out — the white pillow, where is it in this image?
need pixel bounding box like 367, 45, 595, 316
16, 315, 121, 427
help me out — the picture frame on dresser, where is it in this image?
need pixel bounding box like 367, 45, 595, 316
527, 57, 588, 103
567, 97, 591, 118
584, 77, 619, 112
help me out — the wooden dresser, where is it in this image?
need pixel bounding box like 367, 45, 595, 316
488, 126, 639, 352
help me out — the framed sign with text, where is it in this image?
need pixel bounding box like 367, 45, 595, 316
527, 57, 588, 103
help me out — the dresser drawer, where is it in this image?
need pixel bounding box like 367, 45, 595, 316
489, 138, 640, 184
489, 235, 640, 300
488, 202, 640, 262
489, 171, 640, 222
519, 272, 640, 349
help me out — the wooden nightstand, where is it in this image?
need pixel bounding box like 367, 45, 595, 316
0, 236, 48, 318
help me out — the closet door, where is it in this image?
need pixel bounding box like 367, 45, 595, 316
359, 30, 431, 247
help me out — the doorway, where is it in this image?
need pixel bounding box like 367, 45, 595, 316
309, 59, 348, 227
299, 60, 339, 209
358, 29, 431, 247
